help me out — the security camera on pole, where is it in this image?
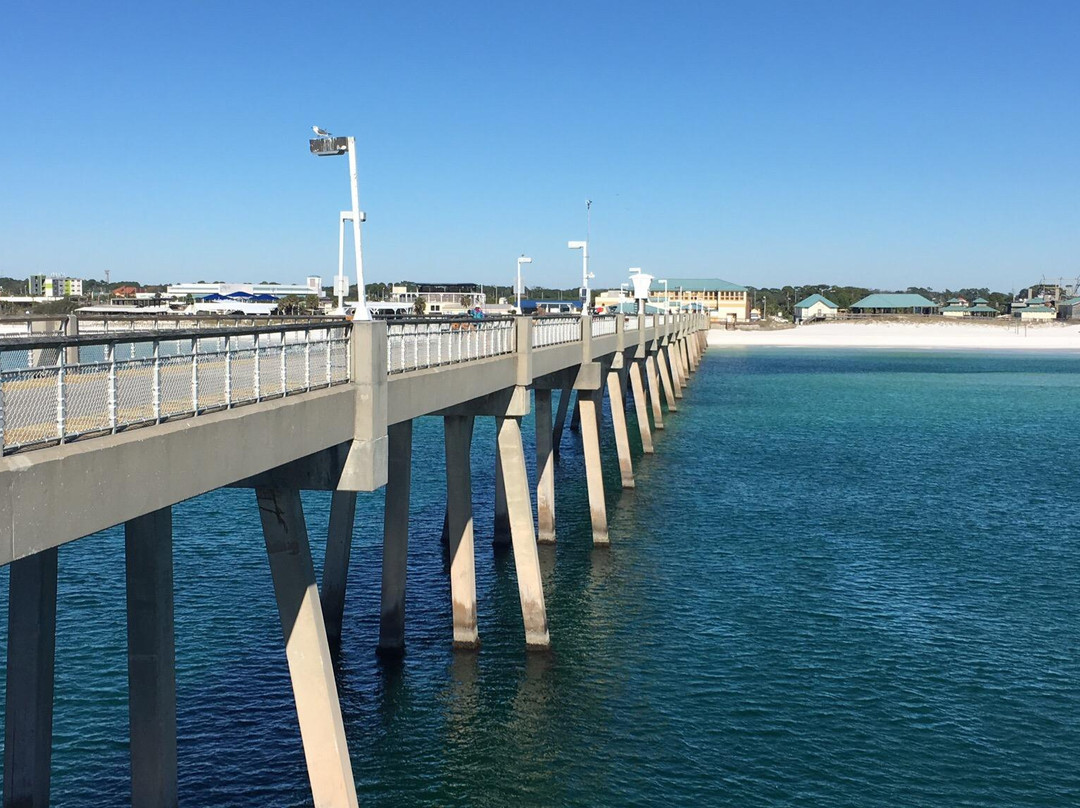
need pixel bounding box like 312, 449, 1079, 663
309, 126, 370, 319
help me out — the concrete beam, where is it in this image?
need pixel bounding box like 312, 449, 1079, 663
434, 385, 530, 419
388, 355, 517, 424
126, 507, 177, 808
257, 488, 358, 808
0, 385, 357, 563
606, 369, 634, 488
577, 390, 608, 545
628, 360, 654, 453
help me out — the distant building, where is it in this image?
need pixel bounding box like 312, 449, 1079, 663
1018, 304, 1056, 321
167, 281, 318, 298
794, 293, 839, 323
967, 298, 999, 318
28, 274, 82, 298
1057, 297, 1080, 320
649, 277, 750, 323
850, 293, 938, 315
390, 283, 487, 315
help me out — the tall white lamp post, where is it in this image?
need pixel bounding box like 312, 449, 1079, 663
568, 241, 593, 314
516, 255, 532, 313
658, 278, 669, 311
310, 127, 370, 320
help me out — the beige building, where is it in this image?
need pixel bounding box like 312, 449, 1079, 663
650, 278, 750, 323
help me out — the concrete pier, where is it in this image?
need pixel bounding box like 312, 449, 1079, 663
645, 354, 665, 428
256, 487, 359, 808
378, 420, 413, 655
443, 415, 480, 649
552, 386, 571, 457
4, 548, 58, 808
667, 342, 685, 399
534, 389, 556, 543
321, 490, 358, 649
493, 442, 510, 546
577, 390, 609, 544
496, 416, 550, 649
656, 347, 678, 411
126, 507, 177, 808
606, 367, 635, 488
628, 359, 654, 452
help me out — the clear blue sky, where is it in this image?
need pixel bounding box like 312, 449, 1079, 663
2, 1, 1077, 293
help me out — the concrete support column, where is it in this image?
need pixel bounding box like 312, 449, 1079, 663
683, 336, 695, 374
126, 507, 177, 808
577, 390, 609, 545
496, 416, 550, 649
552, 386, 572, 457
443, 415, 479, 649
656, 347, 679, 411
534, 389, 556, 543
570, 394, 581, 432
605, 369, 635, 488
645, 354, 665, 428
378, 420, 412, 656
321, 490, 357, 650
667, 343, 685, 398
629, 360, 654, 452
4, 548, 58, 808
257, 487, 358, 808
493, 442, 510, 546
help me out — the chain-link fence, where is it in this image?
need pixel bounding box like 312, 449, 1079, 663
386, 318, 516, 374
0, 324, 350, 454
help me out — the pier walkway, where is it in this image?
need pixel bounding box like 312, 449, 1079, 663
0, 310, 708, 807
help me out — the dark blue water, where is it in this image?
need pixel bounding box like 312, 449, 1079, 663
2, 348, 1079, 806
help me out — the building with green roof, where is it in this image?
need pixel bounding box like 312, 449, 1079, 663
794, 293, 839, 323
850, 293, 938, 314
1058, 296, 1080, 321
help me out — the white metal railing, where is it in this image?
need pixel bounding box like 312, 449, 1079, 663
532, 316, 581, 348
591, 315, 618, 337
387, 318, 516, 374
625, 316, 638, 331
76, 315, 334, 334
0, 323, 351, 454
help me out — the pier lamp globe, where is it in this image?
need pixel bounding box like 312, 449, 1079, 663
516, 255, 532, 313
309, 126, 370, 320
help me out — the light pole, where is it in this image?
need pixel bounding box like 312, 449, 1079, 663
516, 255, 532, 313
310, 126, 369, 319
658, 278, 669, 310
568, 240, 593, 315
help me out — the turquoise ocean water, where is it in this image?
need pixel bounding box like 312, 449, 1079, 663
1, 348, 1079, 806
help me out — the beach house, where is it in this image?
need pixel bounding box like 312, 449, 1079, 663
794, 293, 839, 323
850, 293, 938, 315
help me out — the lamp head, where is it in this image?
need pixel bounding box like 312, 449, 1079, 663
568, 241, 586, 250
518, 256, 533, 264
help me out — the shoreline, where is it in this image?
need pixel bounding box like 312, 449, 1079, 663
706, 320, 1080, 351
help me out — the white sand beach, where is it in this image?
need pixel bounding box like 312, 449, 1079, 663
707, 319, 1080, 351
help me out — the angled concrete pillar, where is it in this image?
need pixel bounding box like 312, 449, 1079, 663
126, 507, 177, 808
605, 369, 635, 488
682, 337, 694, 375
645, 354, 665, 429
378, 420, 412, 656
629, 360, 654, 452
443, 415, 479, 649
497, 416, 550, 649
552, 386, 572, 457
656, 347, 678, 411
577, 390, 609, 545
570, 393, 581, 432
256, 487, 359, 808
321, 490, 357, 650
493, 442, 510, 546
534, 389, 556, 543
4, 548, 58, 808
667, 343, 685, 398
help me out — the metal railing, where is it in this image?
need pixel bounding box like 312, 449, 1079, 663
591, 315, 618, 337
532, 316, 581, 348
0, 323, 351, 454
77, 314, 337, 334
386, 318, 516, 375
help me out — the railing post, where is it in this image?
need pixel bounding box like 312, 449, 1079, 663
0, 365, 6, 452
151, 340, 160, 423
55, 349, 65, 443
303, 327, 311, 391
224, 334, 233, 407
280, 331, 287, 396
253, 332, 262, 400
581, 314, 592, 363
516, 317, 532, 387
190, 337, 199, 413
108, 343, 118, 431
